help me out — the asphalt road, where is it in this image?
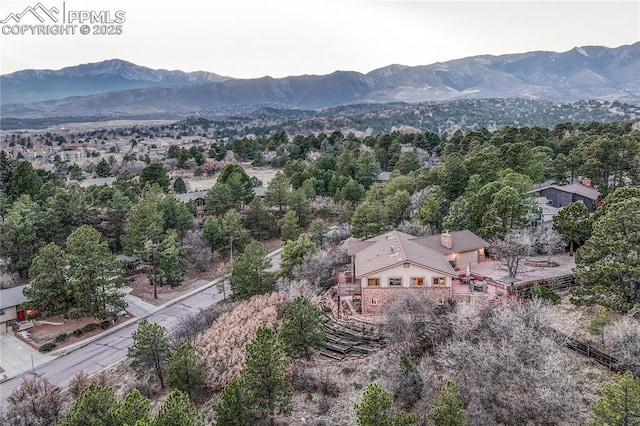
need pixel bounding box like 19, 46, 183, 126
0, 250, 281, 404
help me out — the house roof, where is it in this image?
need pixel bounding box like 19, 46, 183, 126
176, 191, 207, 203
411, 230, 488, 256
530, 182, 601, 201
374, 172, 392, 182
253, 186, 267, 197
0, 284, 30, 310
78, 177, 117, 188
351, 230, 457, 278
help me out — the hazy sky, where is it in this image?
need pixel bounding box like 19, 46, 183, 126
1, 0, 638, 77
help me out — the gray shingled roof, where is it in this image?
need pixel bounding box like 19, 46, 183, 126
530, 182, 601, 200
351, 231, 457, 278
176, 191, 207, 203
0, 284, 30, 310
411, 230, 488, 256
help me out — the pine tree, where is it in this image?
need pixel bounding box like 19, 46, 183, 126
242, 325, 292, 422
280, 295, 325, 359
280, 210, 301, 242
279, 233, 318, 280
588, 307, 612, 345
58, 384, 119, 426
154, 390, 205, 426
354, 382, 394, 426
167, 339, 208, 400
265, 172, 291, 212
428, 380, 467, 426
592, 371, 640, 426
173, 177, 188, 194
142, 229, 189, 299
113, 389, 151, 426
230, 241, 275, 299
214, 375, 252, 426
128, 319, 171, 389
24, 242, 73, 318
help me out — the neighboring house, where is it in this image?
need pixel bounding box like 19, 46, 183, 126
348, 231, 461, 316
0, 284, 29, 334
411, 230, 489, 269
176, 190, 207, 207
373, 171, 392, 187
529, 180, 601, 212
253, 186, 267, 198
531, 196, 562, 227
78, 177, 117, 188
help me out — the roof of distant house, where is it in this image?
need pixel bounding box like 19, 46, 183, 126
350, 230, 457, 278
0, 284, 30, 310
253, 186, 267, 197
78, 177, 117, 187
530, 182, 601, 200
411, 230, 489, 256
176, 191, 207, 203
374, 171, 391, 182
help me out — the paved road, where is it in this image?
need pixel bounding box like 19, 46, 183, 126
0, 250, 281, 403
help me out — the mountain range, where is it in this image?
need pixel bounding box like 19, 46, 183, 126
1, 42, 639, 119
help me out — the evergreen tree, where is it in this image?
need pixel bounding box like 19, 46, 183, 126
230, 241, 275, 299
128, 319, 171, 389
308, 219, 329, 249
24, 243, 73, 318
242, 325, 292, 422
351, 201, 387, 239
587, 307, 612, 345
214, 375, 252, 426
428, 380, 468, 426
59, 384, 119, 426
159, 194, 193, 236
65, 225, 127, 319
173, 177, 188, 194
280, 296, 325, 359
591, 371, 640, 426
139, 162, 170, 192
1, 194, 41, 275
205, 182, 235, 215
143, 230, 189, 300
167, 339, 208, 400
552, 201, 591, 256
244, 197, 277, 240
280, 210, 301, 242
572, 198, 640, 311
154, 390, 205, 426
279, 233, 318, 280
122, 190, 164, 255
354, 382, 394, 426
265, 172, 291, 212
95, 158, 112, 178
113, 389, 151, 426
289, 188, 312, 228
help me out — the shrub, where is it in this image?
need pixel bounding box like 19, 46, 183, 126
72, 328, 83, 337
39, 342, 56, 353
82, 323, 99, 333
55, 333, 68, 342
99, 320, 111, 330
523, 284, 561, 304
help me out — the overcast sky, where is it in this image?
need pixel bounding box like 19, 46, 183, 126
1, 0, 638, 77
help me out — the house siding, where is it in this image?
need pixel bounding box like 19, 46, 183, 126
538, 188, 597, 212
0, 306, 17, 334
360, 263, 453, 315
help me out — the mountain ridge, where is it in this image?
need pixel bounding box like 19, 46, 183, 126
2, 42, 639, 118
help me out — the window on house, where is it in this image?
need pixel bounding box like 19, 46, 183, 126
432, 277, 446, 286
0, 309, 4, 315
403, 262, 410, 268
411, 277, 424, 286
389, 277, 402, 286
368, 278, 380, 287
370, 298, 378, 305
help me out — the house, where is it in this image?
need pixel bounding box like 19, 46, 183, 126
411, 230, 489, 269
0, 284, 29, 334
373, 171, 392, 187
176, 190, 207, 207
529, 180, 601, 212
348, 231, 462, 316
532, 196, 562, 227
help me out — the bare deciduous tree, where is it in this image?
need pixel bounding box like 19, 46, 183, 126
606, 317, 640, 375
4, 376, 65, 426
292, 247, 348, 287
490, 229, 533, 278
181, 229, 212, 272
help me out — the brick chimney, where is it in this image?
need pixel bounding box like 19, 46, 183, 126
581, 178, 592, 187
441, 231, 453, 249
